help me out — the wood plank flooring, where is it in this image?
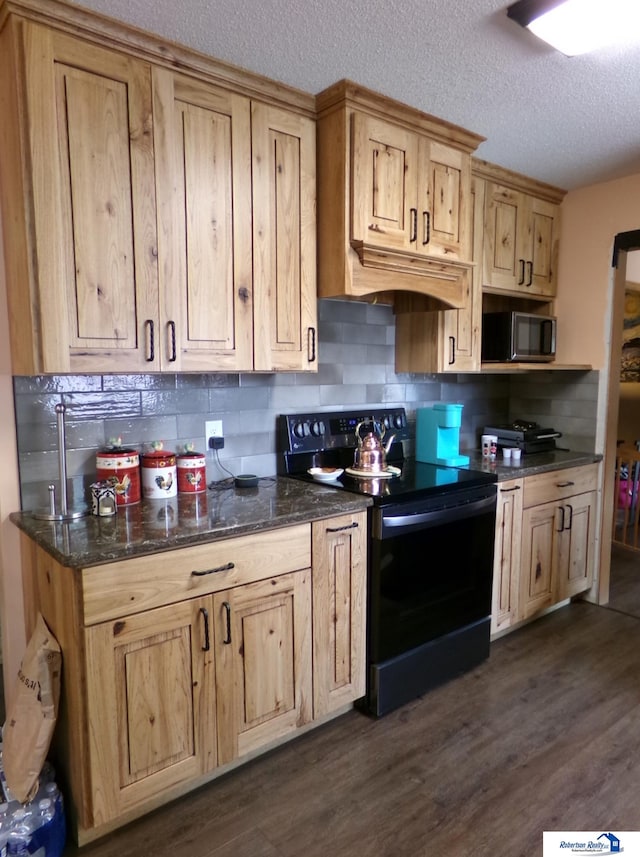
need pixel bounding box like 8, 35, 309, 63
63, 600, 640, 857
607, 543, 640, 616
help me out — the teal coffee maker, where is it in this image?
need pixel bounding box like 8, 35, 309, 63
416, 403, 469, 466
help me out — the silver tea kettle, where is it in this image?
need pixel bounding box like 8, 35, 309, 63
353, 420, 395, 472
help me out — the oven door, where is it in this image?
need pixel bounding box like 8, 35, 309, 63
367, 484, 496, 715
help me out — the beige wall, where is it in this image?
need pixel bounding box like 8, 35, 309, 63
555, 172, 640, 370
0, 201, 26, 708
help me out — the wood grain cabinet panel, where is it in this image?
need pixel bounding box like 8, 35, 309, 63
84, 597, 215, 826
0, 16, 316, 374
19, 23, 159, 372
491, 479, 523, 634
312, 512, 367, 717
214, 569, 313, 765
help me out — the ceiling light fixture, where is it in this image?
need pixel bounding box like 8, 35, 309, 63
507, 0, 640, 56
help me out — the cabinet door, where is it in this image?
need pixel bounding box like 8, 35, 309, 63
152, 69, 254, 371
520, 500, 558, 620
526, 196, 559, 297
214, 570, 312, 765
312, 512, 367, 717
84, 598, 215, 826
491, 480, 523, 634
482, 182, 525, 292
350, 113, 419, 253
23, 23, 159, 372
252, 103, 317, 371
557, 491, 596, 599
418, 139, 470, 261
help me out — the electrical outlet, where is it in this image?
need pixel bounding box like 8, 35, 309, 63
205, 420, 223, 441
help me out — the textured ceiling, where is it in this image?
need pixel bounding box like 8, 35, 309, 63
70, 0, 640, 191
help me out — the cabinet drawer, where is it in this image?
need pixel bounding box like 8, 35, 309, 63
522, 464, 598, 509
81, 524, 311, 625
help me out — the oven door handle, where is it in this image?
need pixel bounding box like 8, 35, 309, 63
379, 493, 496, 535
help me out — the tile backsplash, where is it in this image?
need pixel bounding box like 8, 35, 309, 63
13, 299, 598, 511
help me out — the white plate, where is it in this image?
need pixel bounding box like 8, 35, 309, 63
308, 467, 344, 482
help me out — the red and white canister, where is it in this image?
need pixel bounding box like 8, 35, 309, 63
141, 450, 177, 499
95, 448, 141, 506
176, 451, 206, 494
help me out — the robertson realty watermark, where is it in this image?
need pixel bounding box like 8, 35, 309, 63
544, 831, 640, 854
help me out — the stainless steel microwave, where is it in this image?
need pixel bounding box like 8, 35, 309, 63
481, 311, 556, 363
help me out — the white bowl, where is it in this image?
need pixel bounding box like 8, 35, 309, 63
308, 467, 344, 482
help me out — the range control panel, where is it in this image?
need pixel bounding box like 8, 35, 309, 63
280, 408, 410, 454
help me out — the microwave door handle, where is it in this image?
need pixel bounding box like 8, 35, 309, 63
541, 319, 556, 355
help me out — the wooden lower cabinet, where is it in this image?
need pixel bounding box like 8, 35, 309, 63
84, 597, 216, 826
491, 464, 599, 635
491, 479, 523, 634
214, 570, 313, 765
32, 512, 367, 841
312, 513, 367, 717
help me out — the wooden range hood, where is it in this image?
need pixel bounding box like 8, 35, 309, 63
315, 79, 485, 309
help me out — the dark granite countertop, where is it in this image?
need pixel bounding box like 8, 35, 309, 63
11, 476, 371, 569
461, 449, 602, 482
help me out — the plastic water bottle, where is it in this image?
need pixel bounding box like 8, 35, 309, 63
6, 824, 31, 856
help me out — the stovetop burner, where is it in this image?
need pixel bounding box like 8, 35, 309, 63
279, 408, 496, 506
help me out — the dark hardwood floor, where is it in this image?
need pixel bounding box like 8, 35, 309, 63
63, 598, 640, 857
607, 543, 640, 617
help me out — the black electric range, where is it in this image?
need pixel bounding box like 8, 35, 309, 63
279, 407, 498, 717
279, 407, 497, 505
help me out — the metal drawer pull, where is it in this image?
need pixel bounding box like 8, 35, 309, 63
326, 522, 359, 533
556, 481, 575, 488
200, 607, 210, 652
449, 336, 455, 365
557, 505, 565, 533
499, 485, 521, 493
191, 561, 235, 577
223, 601, 232, 645
518, 259, 525, 285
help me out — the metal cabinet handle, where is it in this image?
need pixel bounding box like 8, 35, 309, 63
526, 260, 533, 287
191, 561, 235, 577
565, 503, 573, 531
145, 319, 155, 362
449, 336, 455, 365
168, 320, 177, 362
499, 485, 522, 493
326, 522, 359, 533
518, 259, 525, 285
222, 601, 232, 645
409, 208, 417, 243
557, 505, 565, 533
422, 211, 430, 245
308, 327, 317, 363
556, 481, 575, 488
200, 607, 210, 652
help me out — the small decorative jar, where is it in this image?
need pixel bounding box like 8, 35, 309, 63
89, 481, 117, 516
95, 444, 141, 506
141, 446, 177, 499
176, 451, 206, 494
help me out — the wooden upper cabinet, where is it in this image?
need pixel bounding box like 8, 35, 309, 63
252, 104, 317, 371
316, 80, 483, 306
351, 114, 419, 254
474, 160, 565, 298
0, 6, 317, 374
21, 23, 160, 372
152, 69, 254, 371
